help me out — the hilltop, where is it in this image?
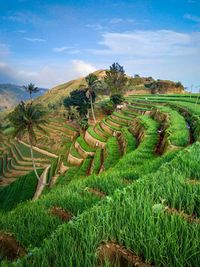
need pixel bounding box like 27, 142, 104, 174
34, 70, 185, 107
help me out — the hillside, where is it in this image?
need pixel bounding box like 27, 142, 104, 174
0, 84, 48, 111
34, 70, 185, 107
0, 91, 200, 266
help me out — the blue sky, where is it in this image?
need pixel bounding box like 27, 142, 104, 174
0, 0, 200, 91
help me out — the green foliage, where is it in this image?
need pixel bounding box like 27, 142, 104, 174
23, 83, 39, 100
65, 89, 90, 118
77, 136, 95, 152
8, 101, 47, 144
110, 93, 124, 107
121, 128, 137, 154
99, 100, 114, 115
1, 92, 200, 266
104, 137, 120, 170
92, 148, 102, 174
0, 170, 43, 211
104, 62, 128, 95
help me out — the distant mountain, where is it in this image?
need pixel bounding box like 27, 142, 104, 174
0, 84, 48, 111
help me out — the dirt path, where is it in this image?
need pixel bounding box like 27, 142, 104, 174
32, 165, 51, 200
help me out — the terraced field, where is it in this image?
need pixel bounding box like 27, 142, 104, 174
0, 94, 200, 266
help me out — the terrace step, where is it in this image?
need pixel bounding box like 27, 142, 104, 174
84, 128, 106, 149
98, 241, 154, 267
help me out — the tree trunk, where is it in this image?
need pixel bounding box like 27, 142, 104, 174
90, 95, 96, 124
28, 135, 40, 181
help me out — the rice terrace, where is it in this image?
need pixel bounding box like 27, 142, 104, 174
0, 0, 200, 266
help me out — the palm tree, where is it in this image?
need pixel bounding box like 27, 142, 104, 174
23, 83, 39, 101
8, 101, 47, 181
85, 74, 99, 124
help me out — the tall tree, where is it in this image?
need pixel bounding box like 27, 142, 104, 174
23, 83, 39, 101
8, 101, 47, 181
85, 73, 98, 123
104, 63, 128, 96
63, 89, 90, 131
63, 96, 72, 120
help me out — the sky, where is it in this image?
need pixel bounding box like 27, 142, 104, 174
0, 0, 200, 91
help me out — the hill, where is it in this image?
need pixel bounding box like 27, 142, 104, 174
34, 70, 185, 107
0, 84, 48, 111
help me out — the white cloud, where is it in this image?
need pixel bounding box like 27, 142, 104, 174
184, 14, 200, 23
92, 30, 200, 57
86, 23, 104, 31
53, 46, 81, 54
109, 18, 135, 24
71, 60, 96, 76
109, 18, 124, 24
24, 37, 46, 42
15, 30, 27, 33
0, 60, 96, 88
53, 46, 73, 52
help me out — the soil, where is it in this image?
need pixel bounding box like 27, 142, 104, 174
87, 188, 106, 198
165, 207, 200, 224
0, 232, 26, 261
154, 127, 165, 155
186, 179, 200, 185
98, 149, 104, 174
186, 122, 194, 145
51, 207, 73, 222
123, 179, 134, 185
87, 158, 94, 176
0, 178, 16, 187
97, 241, 154, 267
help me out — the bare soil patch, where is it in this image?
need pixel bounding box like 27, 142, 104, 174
51, 207, 73, 222
186, 179, 200, 185
97, 241, 154, 267
165, 207, 200, 224
87, 188, 106, 198
0, 232, 26, 261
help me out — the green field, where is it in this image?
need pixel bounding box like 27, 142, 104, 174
0, 93, 199, 266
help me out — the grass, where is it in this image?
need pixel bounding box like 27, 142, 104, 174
104, 137, 121, 170
10, 143, 200, 267
0, 93, 200, 266
92, 148, 102, 174
87, 126, 106, 142
76, 135, 95, 153
120, 128, 137, 154
0, 170, 43, 211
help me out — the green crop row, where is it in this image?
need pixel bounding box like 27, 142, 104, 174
92, 148, 102, 174
120, 128, 137, 154
0, 170, 43, 212
9, 142, 200, 267
104, 137, 121, 170
87, 126, 106, 142
76, 135, 95, 153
